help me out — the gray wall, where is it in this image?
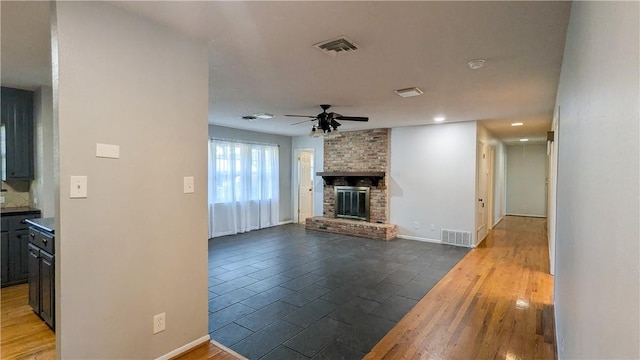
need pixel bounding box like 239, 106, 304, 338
54, 2, 209, 358
554, 1, 639, 358
209, 125, 292, 222
506, 144, 547, 217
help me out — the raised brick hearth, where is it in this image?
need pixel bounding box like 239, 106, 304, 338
306, 216, 397, 241
306, 128, 398, 240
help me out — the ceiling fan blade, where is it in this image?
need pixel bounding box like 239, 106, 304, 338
335, 116, 369, 122
291, 119, 316, 125
285, 114, 317, 118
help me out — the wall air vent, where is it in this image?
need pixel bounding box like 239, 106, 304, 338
441, 229, 472, 248
314, 36, 359, 57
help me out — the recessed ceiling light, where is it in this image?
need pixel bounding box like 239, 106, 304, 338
434, 116, 446, 122
394, 87, 424, 98
520, 138, 529, 142
467, 59, 486, 70
254, 113, 275, 119
511, 122, 524, 126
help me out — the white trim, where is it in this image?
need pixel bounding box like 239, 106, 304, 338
278, 220, 293, 225
210, 339, 248, 360
493, 215, 504, 227
505, 213, 547, 218
397, 234, 442, 244
154, 335, 210, 360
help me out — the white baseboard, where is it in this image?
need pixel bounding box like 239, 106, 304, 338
397, 234, 442, 244
210, 339, 248, 360
155, 334, 210, 360
492, 216, 504, 227
278, 220, 294, 225
506, 213, 547, 218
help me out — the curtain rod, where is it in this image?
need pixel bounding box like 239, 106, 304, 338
209, 137, 280, 147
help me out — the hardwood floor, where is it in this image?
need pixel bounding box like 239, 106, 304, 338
365, 216, 555, 360
173, 341, 245, 360
1, 216, 553, 360
0, 283, 55, 360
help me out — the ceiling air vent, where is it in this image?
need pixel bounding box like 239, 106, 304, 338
314, 36, 359, 57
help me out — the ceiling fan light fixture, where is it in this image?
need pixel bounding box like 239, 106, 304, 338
467, 58, 486, 70
254, 113, 275, 119
394, 87, 424, 98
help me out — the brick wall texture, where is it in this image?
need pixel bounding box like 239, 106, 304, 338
323, 128, 390, 223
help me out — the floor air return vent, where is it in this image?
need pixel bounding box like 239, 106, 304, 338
441, 229, 472, 247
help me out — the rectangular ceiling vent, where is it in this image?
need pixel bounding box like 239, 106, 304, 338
314, 36, 359, 57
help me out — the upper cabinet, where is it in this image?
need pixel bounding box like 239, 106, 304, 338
1, 87, 34, 181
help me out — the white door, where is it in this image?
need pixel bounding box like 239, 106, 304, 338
476, 141, 489, 243
298, 151, 314, 223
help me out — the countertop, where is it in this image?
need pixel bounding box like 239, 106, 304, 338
1, 207, 41, 216
25, 217, 55, 234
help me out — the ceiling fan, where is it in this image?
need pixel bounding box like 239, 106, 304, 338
286, 104, 368, 137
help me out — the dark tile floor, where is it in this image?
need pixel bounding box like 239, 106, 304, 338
208, 225, 469, 360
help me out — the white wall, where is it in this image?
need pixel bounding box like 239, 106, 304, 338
554, 2, 639, 358
493, 142, 507, 226
292, 135, 324, 218
209, 125, 293, 222
31, 86, 55, 218
506, 144, 547, 217
54, 2, 209, 358
390, 122, 477, 243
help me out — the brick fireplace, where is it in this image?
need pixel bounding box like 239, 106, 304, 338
305, 128, 398, 241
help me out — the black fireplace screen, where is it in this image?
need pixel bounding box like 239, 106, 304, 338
335, 186, 370, 221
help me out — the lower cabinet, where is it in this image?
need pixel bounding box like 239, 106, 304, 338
28, 241, 55, 329
1, 211, 41, 287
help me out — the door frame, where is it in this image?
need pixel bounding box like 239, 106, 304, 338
476, 140, 492, 245
293, 148, 315, 224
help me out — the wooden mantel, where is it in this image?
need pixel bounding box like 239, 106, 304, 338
316, 171, 385, 186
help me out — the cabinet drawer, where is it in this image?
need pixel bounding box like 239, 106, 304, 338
29, 228, 54, 254
8, 214, 40, 232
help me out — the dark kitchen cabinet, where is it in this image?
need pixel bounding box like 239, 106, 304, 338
1, 87, 35, 181
39, 250, 54, 327
28, 244, 40, 313
1, 232, 8, 285
1, 210, 41, 287
8, 230, 30, 282
26, 220, 55, 330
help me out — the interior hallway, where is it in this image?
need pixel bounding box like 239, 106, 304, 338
365, 216, 554, 359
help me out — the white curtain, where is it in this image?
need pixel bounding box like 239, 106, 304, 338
208, 139, 279, 238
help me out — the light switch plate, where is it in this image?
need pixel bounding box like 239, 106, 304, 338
183, 176, 194, 194
70, 176, 88, 198
96, 143, 120, 159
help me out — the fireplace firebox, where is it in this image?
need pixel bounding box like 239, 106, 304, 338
334, 186, 370, 221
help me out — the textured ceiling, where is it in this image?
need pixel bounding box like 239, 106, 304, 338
2, 1, 571, 142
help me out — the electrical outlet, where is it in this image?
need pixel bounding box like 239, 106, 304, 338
153, 312, 166, 334
0, 196, 4, 204
430, 224, 435, 231
413, 221, 419, 229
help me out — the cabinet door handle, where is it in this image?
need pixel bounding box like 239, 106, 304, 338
30, 233, 35, 238
42, 238, 47, 244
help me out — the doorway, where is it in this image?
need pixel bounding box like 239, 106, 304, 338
295, 149, 314, 224
476, 141, 490, 244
